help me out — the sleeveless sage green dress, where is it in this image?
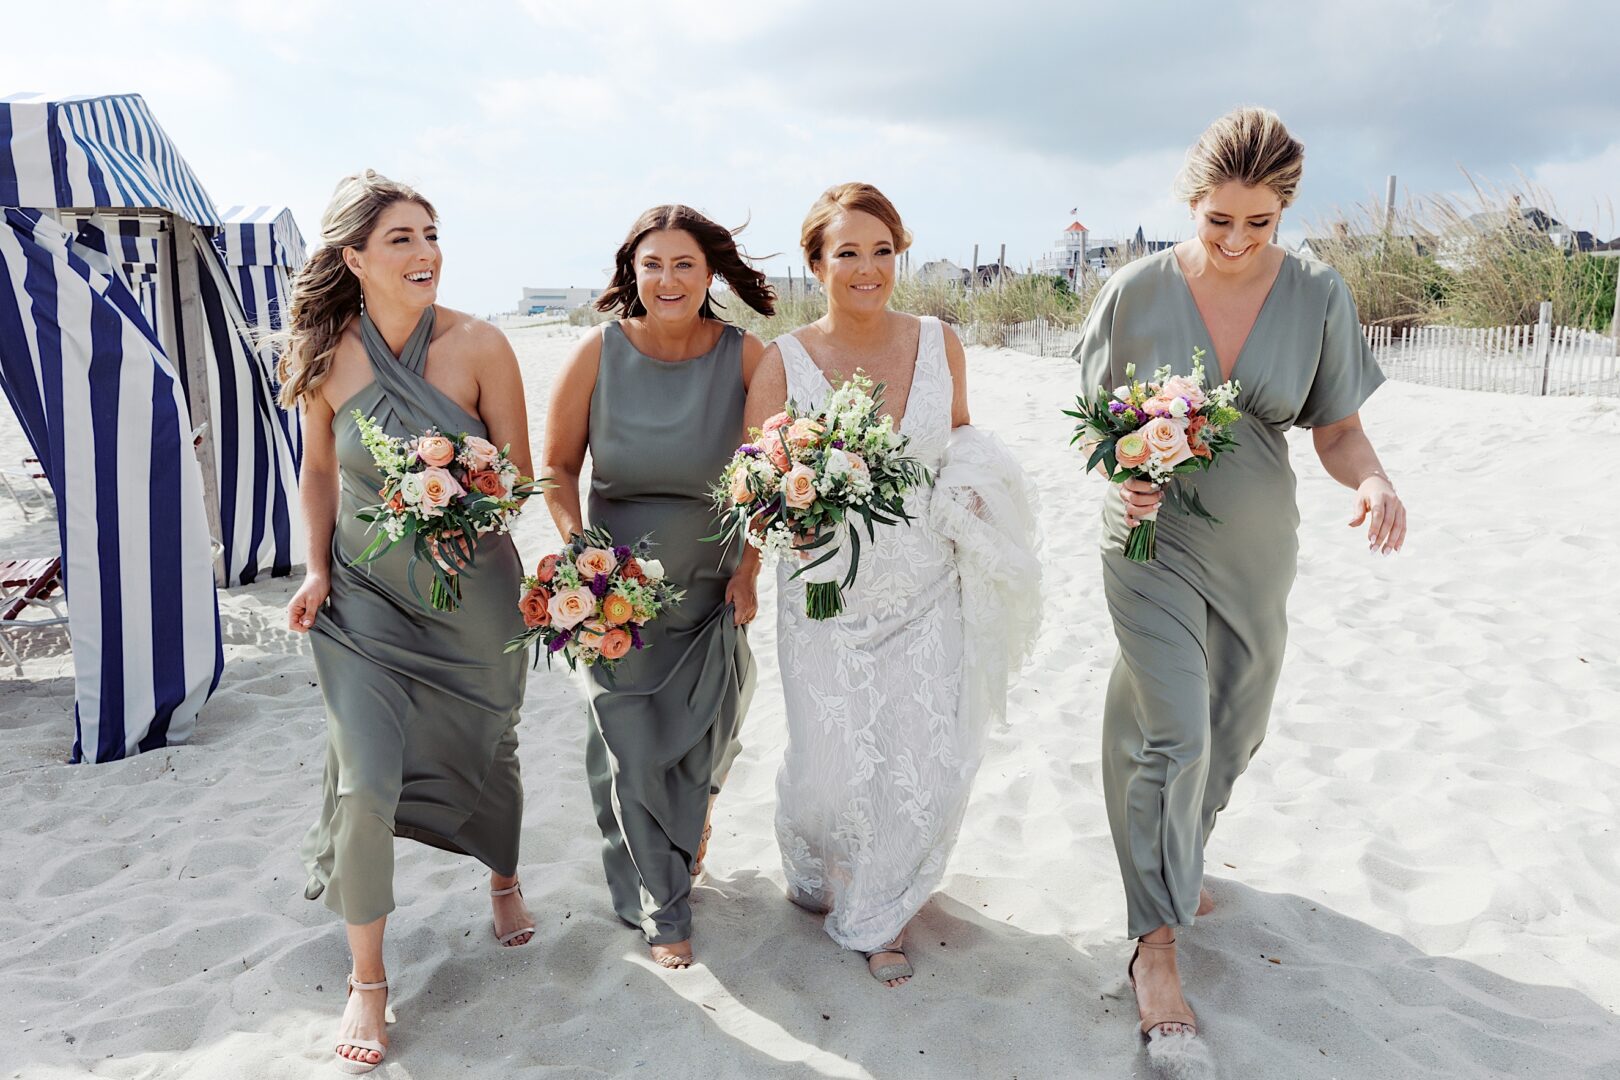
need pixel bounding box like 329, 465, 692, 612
300, 307, 528, 926
583, 320, 756, 945
1074, 249, 1385, 939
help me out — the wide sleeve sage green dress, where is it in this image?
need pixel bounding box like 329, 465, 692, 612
1073, 249, 1384, 939
300, 307, 528, 926
583, 321, 756, 946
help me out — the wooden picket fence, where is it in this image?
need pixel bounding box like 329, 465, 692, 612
990, 307, 1620, 398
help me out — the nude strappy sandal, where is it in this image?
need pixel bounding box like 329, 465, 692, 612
333, 974, 394, 1074
1127, 938, 1198, 1039
491, 879, 536, 947
862, 936, 914, 985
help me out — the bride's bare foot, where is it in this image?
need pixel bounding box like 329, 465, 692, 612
651, 940, 693, 969
1128, 930, 1197, 1039
334, 973, 390, 1070
1197, 885, 1215, 917
491, 874, 535, 948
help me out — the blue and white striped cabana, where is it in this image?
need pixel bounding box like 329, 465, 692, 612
0, 92, 304, 760
216, 204, 307, 469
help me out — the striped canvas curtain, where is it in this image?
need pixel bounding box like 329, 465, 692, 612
0, 208, 221, 762
191, 231, 304, 583
215, 206, 306, 471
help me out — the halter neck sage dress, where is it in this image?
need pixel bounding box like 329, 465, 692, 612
300, 307, 528, 926
1074, 249, 1385, 939
583, 320, 756, 946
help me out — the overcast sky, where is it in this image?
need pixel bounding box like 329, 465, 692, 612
13, 0, 1619, 313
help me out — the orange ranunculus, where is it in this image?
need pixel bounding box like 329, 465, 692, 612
599, 627, 633, 660
519, 587, 550, 628
600, 593, 634, 625
535, 553, 559, 582
469, 470, 504, 497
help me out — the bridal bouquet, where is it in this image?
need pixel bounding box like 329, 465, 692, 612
1064, 347, 1242, 562
503, 526, 683, 671
710, 374, 931, 620
351, 412, 542, 610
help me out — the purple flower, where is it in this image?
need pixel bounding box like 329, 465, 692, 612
612, 545, 631, 561
629, 625, 644, 650
590, 573, 610, 597
1108, 400, 1127, 414
739, 444, 762, 457
547, 634, 570, 653
832, 438, 845, 449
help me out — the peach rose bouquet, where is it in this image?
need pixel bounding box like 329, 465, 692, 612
503, 525, 683, 671
1065, 347, 1243, 562
351, 412, 546, 610
708, 373, 931, 620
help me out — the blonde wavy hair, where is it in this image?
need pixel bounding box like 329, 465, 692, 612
1174, 107, 1305, 208
276, 170, 437, 408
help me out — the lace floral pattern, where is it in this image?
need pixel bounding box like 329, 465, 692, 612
772, 317, 980, 952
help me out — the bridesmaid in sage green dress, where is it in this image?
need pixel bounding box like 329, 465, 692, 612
542, 205, 773, 969
282, 172, 536, 1074
1073, 109, 1408, 1043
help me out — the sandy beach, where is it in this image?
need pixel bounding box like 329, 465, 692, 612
1, 324, 1618, 1079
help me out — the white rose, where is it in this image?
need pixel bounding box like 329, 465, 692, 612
398, 472, 426, 507
823, 448, 853, 478
1168, 396, 1189, 419
639, 558, 665, 581
1113, 385, 1131, 401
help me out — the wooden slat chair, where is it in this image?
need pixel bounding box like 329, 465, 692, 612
0, 556, 68, 674
0, 457, 52, 521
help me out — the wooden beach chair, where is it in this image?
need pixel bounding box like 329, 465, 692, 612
0, 556, 68, 674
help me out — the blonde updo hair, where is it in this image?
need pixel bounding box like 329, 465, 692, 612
1174, 107, 1304, 208
800, 182, 912, 268
276, 170, 437, 408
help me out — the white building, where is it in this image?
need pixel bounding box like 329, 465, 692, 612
519, 286, 603, 314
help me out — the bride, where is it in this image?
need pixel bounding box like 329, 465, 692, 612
744, 182, 1040, 986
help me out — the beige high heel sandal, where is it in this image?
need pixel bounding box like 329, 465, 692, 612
333, 974, 395, 1074
1127, 938, 1198, 1039
491, 879, 536, 947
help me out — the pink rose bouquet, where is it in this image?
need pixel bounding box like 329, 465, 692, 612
351, 412, 545, 610
503, 525, 683, 671
709, 373, 931, 620
1065, 347, 1243, 562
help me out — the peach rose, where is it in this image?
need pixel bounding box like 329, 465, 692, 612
417, 434, 455, 468
781, 463, 818, 509
576, 619, 607, 650
519, 587, 550, 628
599, 627, 633, 660
760, 431, 791, 472
461, 435, 500, 471
576, 546, 618, 578
1116, 431, 1151, 469
469, 470, 504, 497
548, 586, 596, 630
729, 468, 755, 505
761, 411, 791, 434
1140, 417, 1193, 468
785, 418, 823, 449
535, 553, 559, 583
1160, 375, 1206, 410
600, 593, 634, 626
419, 466, 465, 510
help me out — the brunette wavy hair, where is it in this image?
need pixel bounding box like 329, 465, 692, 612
596, 205, 775, 320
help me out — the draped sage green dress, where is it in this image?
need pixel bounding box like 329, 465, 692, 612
583, 320, 755, 945
300, 307, 528, 926
1074, 249, 1384, 939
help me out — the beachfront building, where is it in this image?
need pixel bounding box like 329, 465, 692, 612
917, 259, 968, 286
1034, 221, 1173, 284
520, 285, 603, 314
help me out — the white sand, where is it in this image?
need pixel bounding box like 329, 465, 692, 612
1, 325, 1618, 1079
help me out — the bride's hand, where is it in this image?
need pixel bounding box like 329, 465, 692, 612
724, 569, 758, 625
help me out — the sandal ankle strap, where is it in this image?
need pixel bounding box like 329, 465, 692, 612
491, 879, 523, 898
348, 974, 389, 992
1136, 937, 1177, 950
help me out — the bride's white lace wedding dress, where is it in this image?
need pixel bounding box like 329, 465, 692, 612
772, 316, 1041, 952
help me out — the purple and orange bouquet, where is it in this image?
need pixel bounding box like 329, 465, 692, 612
709, 374, 931, 620
351, 411, 543, 611
1065, 347, 1243, 563
502, 526, 683, 671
